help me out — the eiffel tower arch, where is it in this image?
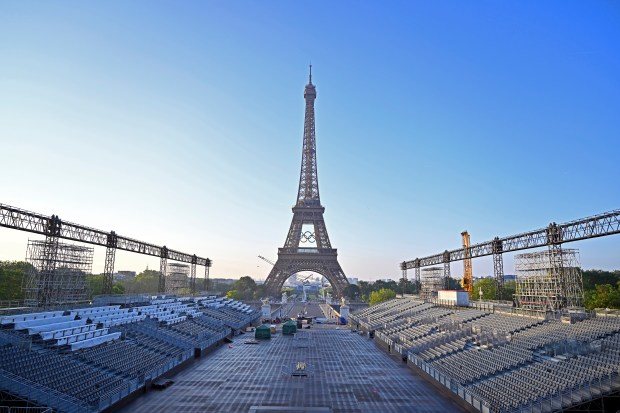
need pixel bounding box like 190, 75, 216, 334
264, 67, 349, 298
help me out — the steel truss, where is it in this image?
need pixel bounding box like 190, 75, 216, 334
402, 209, 620, 294
0, 203, 211, 295
24, 239, 93, 308
204, 258, 212, 292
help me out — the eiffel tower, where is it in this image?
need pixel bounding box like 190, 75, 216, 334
264, 67, 349, 298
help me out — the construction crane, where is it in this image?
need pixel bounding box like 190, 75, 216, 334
460, 231, 473, 293
258, 255, 276, 266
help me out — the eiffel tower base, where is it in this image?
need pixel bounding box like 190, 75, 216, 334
264, 248, 348, 299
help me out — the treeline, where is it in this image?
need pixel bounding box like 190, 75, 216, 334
345, 269, 620, 310
1, 261, 619, 310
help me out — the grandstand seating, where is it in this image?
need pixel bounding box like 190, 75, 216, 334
0, 296, 260, 413
352, 298, 620, 413
0, 344, 129, 407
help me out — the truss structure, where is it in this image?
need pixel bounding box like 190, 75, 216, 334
402, 210, 619, 297
514, 248, 584, 312
264, 67, 349, 298
23, 239, 93, 308
420, 267, 443, 300
166, 263, 189, 295
0, 205, 211, 295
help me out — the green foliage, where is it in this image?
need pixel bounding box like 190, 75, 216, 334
471, 278, 497, 301
369, 288, 396, 306
226, 289, 240, 300
504, 281, 516, 301
343, 284, 361, 300
0, 261, 31, 300
582, 269, 620, 291
120, 269, 159, 294
584, 282, 620, 310
398, 277, 416, 295
87, 274, 104, 297
253, 284, 267, 299
111, 283, 125, 295
230, 276, 257, 300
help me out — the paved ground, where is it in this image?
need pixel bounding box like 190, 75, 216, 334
118, 327, 465, 413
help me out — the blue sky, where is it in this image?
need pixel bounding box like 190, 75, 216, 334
1, 1, 619, 281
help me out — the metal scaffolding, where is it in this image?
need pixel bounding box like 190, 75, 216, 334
166, 262, 189, 295
420, 267, 443, 300
23, 239, 93, 308
514, 248, 584, 312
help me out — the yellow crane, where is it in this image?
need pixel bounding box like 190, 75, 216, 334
460, 231, 473, 293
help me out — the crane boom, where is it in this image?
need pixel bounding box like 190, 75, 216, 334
258, 255, 276, 266
461, 231, 473, 293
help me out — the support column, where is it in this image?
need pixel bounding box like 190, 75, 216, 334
414, 259, 421, 295
400, 262, 407, 298
190, 255, 197, 295
491, 237, 504, 300
492, 237, 504, 300
443, 250, 451, 289
40, 215, 61, 308
103, 231, 117, 295
159, 246, 168, 294
547, 223, 565, 309
203, 258, 212, 292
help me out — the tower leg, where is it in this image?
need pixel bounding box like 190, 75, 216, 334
400, 262, 408, 297
159, 257, 167, 294
40, 234, 59, 308
103, 246, 116, 295
443, 262, 450, 289
548, 243, 564, 310
493, 252, 504, 301
415, 267, 421, 294
204, 264, 210, 292
190, 262, 196, 294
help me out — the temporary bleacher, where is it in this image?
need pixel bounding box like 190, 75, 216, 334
0, 344, 131, 410
355, 298, 620, 413
0, 296, 258, 413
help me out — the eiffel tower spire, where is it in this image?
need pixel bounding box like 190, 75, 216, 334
264, 68, 349, 298
297, 64, 320, 207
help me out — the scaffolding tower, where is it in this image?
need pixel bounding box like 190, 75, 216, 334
23, 239, 93, 308
514, 249, 584, 312
166, 262, 189, 295
420, 267, 444, 300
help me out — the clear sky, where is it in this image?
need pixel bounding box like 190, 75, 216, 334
1, 1, 619, 282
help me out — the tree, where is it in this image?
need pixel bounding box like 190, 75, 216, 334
253, 284, 267, 300
398, 277, 416, 295
369, 288, 396, 306
584, 282, 620, 310
582, 269, 620, 291
231, 276, 257, 300
87, 274, 105, 298
343, 284, 361, 300
358, 281, 372, 302
226, 289, 241, 300
121, 268, 159, 293
0, 261, 31, 300
503, 281, 516, 302
111, 283, 125, 295
472, 278, 497, 301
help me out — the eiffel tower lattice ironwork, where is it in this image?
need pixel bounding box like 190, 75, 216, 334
264, 67, 349, 298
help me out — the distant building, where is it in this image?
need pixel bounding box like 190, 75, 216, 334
348, 277, 358, 285
115, 271, 136, 280
211, 278, 235, 285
